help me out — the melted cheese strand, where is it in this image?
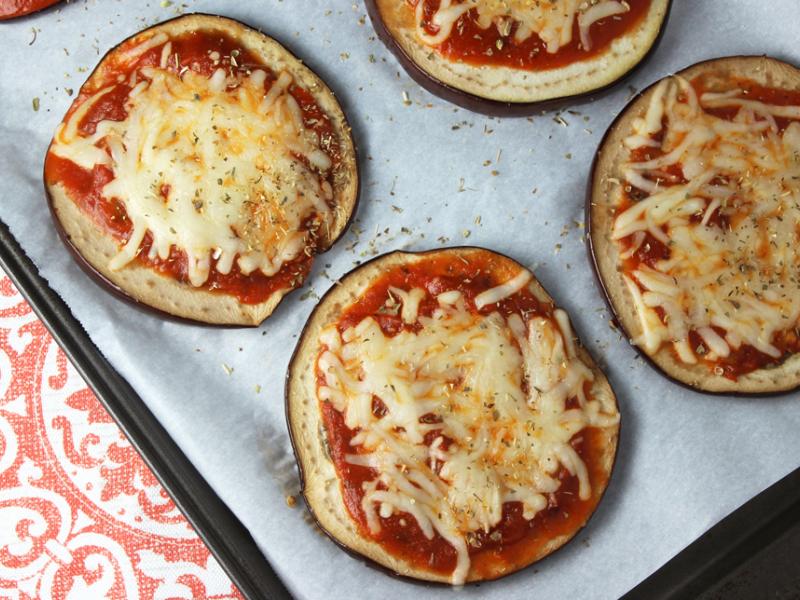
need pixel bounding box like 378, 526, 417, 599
578, 1, 629, 51
318, 287, 617, 584
615, 76, 800, 364
52, 34, 333, 287
413, 0, 630, 53
474, 269, 531, 309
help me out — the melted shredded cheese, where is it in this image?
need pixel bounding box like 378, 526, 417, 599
412, 0, 630, 53
614, 76, 800, 365
474, 268, 531, 309
51, 34, 334, 287
318, 285, 618, 584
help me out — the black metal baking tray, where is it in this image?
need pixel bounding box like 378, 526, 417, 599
624, 465, 800, 599
2, 217, 798, 600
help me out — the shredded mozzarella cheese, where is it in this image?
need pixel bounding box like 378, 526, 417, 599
412, 0, 631, 54
318, 286, 617, 584
51, 34, 334, 287
614, 76, 800, 365
473, 268, 531, 309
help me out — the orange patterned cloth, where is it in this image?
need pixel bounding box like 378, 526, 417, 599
0, 275, 243, 599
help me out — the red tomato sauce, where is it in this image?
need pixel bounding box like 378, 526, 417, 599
409, 0, 651, 71
694, 75, 800, 134
317, 254, 610, 579
0, 0, 59, 19
45, 30, 338, 304
690, 328, 800, 380
620, 233, 670, 272
46, 155, 126, 236
138, 233, 312, 305
337, 252, 551, 335
617, 78, 800, 378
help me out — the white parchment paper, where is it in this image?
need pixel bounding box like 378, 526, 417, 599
1, 1, 799, 598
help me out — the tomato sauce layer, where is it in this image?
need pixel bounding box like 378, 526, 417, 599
338, 252, 549, 335
696, 76, 800, 135
318, 254, 609, 579
410, 0, 651, 71
617, 78, 800, 378
0, 0, 59, 19
44, 30, 339, 304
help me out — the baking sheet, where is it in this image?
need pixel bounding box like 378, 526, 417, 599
1, 1, 798, 598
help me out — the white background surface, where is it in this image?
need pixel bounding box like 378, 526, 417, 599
1, 1, 798, 598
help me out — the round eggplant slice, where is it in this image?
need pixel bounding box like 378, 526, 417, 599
287, 247, 619, 584
44, 14, 358, 325
0, 0, 60, 20
366, 0, 671, 116
588, 56, 800, 394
